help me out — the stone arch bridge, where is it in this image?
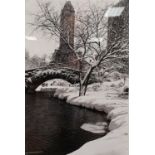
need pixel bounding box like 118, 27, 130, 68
25, 66, 98, 93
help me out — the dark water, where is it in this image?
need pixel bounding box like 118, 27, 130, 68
26, 92, 109, 155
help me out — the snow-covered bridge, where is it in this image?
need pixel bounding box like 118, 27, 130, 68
25, 66, 97, 93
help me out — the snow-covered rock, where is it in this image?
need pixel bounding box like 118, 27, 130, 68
81, 122, 108, 134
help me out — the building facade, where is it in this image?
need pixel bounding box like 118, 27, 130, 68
107, 0, 129, 73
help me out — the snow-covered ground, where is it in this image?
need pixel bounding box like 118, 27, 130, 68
36, 79, 73, 92
36, 78, 128, 155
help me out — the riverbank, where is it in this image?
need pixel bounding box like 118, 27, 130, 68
37, 79, 128, 155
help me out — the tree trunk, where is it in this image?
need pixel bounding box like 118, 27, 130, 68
79, 84, 86, 96
79, 66, 94, 96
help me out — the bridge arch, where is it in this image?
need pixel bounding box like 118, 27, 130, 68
25, 68, 80, 92
25, 67, 98, 93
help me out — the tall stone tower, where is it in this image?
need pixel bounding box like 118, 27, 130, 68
60, 1, 75, 51
51, 1, 79, 69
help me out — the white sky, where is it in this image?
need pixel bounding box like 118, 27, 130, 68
25, 0, 119, 57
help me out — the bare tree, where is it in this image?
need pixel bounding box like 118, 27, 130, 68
30, 1, 129, 96
74, 5, 128, 96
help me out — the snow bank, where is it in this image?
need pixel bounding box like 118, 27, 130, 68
52, 81, 128, 155
35, 79, 128, 155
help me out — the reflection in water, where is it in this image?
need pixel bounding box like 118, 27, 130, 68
26, 92, 109, 155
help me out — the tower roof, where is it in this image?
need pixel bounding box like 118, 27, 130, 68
62, 1, 74, 12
